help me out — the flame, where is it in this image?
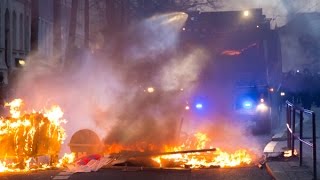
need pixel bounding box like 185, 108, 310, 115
221, 43, 258, 56
221, 50, 241, 56
56, 153, 76, 168
4, 99, 23, 119
104, 142, 159, 154
152, 132, 252, 168
0, 99, 71, 172
284, 149, 298, 158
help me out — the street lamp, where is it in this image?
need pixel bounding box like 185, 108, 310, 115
243, 10, 250, 17
147, 87, 155, 93
15, 58, 26, 67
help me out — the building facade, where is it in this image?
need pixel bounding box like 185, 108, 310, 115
0, 0, 31, 85
279, 13, 320, 74
31, 0, 54, 58
31, 0, 86, 70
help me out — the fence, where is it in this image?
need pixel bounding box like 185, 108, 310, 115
286, 101, 317, 180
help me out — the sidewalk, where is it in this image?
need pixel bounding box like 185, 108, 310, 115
263, 107, 320, 180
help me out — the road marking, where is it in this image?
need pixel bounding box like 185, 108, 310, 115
52, 171, 73, 180
58, 172, 73, 176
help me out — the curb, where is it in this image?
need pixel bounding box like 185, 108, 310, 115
265, 162, 277, 180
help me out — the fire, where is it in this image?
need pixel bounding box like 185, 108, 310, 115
221, 43, 258, 56
221, 50, 241, 56
104, 142, 160, 154
152, 132, 252, 168
0, 99, 71, 172
284, 149, 298, 158
57, 153, 76, 168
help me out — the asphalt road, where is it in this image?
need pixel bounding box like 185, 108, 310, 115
0, 165, 272, 180
0, 169, 60, 180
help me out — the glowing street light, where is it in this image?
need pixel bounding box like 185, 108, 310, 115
243, 10, 250, 17
147, 87, 155, 93
15, 58, 26, 67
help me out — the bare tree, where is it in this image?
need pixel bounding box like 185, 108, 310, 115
137, 0, 222, 15
65, 0, 79, 70
84, 0, 90, 48
53, 0, 62, 64
175, 0, 222, 11
67, 0, 79, 50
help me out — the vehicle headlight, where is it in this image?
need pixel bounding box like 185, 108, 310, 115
256, 103, 268, 112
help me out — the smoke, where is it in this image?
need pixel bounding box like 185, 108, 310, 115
205, 0, 320, 28
12, 9, 274, 158
12, 12, 212, 153
126, 12, 188, 60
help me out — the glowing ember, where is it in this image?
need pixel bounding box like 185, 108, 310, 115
0, 99, 70, 172
221, 50, 241, 56
152, 132, 252, 168
221, 43, 258, 56
284, 149, 298, 158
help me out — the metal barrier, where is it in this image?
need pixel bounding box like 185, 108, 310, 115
286, 101, 317, 180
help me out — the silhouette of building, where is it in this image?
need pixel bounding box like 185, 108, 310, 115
0, 0, 31, 85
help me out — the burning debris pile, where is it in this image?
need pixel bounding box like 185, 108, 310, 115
101, 132, 253, 169
0, 99, 68, 172
58, 132, 254, 173
152, 132, 253, 168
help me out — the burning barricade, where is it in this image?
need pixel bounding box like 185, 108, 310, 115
64, 131, 254, 172
0, 99, 256, 173
0, 99, 67, 172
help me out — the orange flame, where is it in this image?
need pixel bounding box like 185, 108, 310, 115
284, 149, 298, 158
152, 132, 252, 168
0, 99, 72, 172
221, 50, 241, 56
221, 43, 258, 56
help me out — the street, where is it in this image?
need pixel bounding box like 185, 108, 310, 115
68, 166, 272, 180
0, 135, 272, 180
0, 166, 272, 180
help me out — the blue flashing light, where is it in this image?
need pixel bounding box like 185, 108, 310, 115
195, 103, 203, 109
243, 101, 253, 109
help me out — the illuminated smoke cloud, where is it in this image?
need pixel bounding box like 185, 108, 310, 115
126, 12, 188, 60
159, 48, 209, 92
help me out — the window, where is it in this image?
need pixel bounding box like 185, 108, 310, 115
5, 9, 10, 68
20, 14, 23, 50
13, 11, 16, 50
25, 15, 29, 52
0, 8, 2, 47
